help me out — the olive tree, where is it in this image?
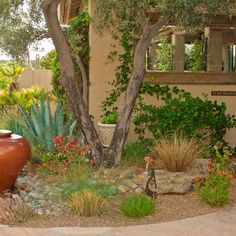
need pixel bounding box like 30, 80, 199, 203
0, 0, 47, 60
42, 0, 234, 166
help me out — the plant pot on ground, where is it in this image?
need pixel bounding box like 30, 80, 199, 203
97, 111, 118, 148
0, 130, 31, 191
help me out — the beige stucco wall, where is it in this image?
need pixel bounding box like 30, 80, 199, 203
89, 0, 120, 127
19, 68, 52, 91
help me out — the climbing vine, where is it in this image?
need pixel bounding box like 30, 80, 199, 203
101, 21, 135, 113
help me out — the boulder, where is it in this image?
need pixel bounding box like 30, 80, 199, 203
145, 158, 208, 195
146, 170, 194, 195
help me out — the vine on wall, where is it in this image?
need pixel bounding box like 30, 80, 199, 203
101, 26, 134, 114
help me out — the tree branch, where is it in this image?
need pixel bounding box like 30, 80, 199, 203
150, 15, 170, 39
41, 0, 60, 10
42, 0, 104, 163
73, 54, 89, 108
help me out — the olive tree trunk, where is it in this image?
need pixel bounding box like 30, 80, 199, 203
42, 0, 168, 167
107, 17, 168, 166
42, 0, 103, 163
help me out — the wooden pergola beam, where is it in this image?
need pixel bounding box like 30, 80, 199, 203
59, 0, 82, 24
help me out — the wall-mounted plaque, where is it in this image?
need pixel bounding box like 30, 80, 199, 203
211, 91, 236, 96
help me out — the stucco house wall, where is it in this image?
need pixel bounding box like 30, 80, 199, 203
88, 1, 236, 146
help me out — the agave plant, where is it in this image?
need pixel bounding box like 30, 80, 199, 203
16, 98, 76, 151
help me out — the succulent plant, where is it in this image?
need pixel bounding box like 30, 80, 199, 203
14, 98, 76, 151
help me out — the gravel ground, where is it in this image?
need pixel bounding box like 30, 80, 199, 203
14, 177, 236, 228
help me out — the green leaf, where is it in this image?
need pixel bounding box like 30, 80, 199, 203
18, 104, 37, 135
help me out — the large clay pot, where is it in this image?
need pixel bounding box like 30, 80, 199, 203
0, 130, 31, 191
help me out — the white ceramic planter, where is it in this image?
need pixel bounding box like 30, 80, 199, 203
97, 122, 116, 147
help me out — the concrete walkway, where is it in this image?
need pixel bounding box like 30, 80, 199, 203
0, 208, 235, 236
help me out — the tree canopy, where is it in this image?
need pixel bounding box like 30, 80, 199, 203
95, 0, 235, 36
0, 0, 46, 60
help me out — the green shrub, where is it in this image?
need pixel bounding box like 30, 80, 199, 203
195, 147, 232, 207
156, 36, 174, 72
0, 64, 24, 91
121, 194, 155, 218
101, 111, 119, 124
185, 40, 204, 72
0, 77, 9, 89
197, 175, 230, 207
0, 86, 51, 111
135, 84, 236, 149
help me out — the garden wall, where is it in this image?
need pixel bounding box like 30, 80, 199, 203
18, 68, 52, 91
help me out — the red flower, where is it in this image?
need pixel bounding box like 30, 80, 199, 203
67, 139, 77, 147
53, 134, 64, 146
82, 145, 90, 153
90, 159, 96, 165
93, 139, 100, 145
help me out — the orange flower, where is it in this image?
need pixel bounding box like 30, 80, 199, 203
194, 176, 200, 182
227, 174, 234, 179
144, 156, 155, 163
217, 172, 224, 177
208, 168, 215, 173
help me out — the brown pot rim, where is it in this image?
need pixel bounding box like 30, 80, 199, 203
0, 130, 12, 138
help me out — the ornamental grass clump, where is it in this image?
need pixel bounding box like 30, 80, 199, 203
69, 190, 105, 216
121, 194, 155, 218
152, 132, 203, 172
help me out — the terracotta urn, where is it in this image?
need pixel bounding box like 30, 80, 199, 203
0, 130, 31, 191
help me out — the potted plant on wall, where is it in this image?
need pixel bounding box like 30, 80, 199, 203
97, 111, 118, 147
